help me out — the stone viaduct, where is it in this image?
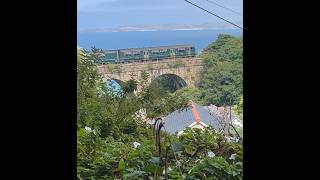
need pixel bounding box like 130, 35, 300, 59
97, 57, 203, 90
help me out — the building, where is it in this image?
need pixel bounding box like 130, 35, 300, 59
148, 101, 228, 135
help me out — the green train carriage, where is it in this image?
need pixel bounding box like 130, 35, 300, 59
101, 44, 196, 64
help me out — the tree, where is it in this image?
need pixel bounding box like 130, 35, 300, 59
174, 87, 205, 105
77, 48, 105, 129
202, 34, 243, 64
200, 60, 242, 106
138, 71, 188, 119
122, 79, 138, 95
199, 34, 243, 106
87, 46, 105, 64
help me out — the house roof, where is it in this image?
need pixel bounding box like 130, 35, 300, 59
148, 101, 226, 134
193, 103, 226, 131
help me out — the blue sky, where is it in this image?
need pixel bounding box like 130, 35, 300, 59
77, 0, 242, 31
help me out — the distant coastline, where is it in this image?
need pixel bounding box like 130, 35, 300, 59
78, 22, 243, 33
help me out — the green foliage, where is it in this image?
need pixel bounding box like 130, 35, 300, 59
122, 79, 138, 95
137, 71, 189, 119
199, 34, 243, 106
77, 127, 155, 179
77, 48, 187, 178
151, 75, 183, 93
77, 45, 243, 179
202, 34, 243, 64
165, 128, 243, 180
141, 84, 189, 119
200, 60, 242, 106
118, 158, 126, 172
78, 48, 140, 138
165, 34, 243, 107
176, 128, 242, 160
87, 46, 105, 64
77, 124, 243, 179
174, 87, 205, 105
188, 157, 243, 180
77, 48, 106, 129
233, 95, 243, 118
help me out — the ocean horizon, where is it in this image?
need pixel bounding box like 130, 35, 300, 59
77, 29, 242, 53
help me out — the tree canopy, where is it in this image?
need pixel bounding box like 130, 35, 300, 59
199, 34, 243, 106
173, 34, 243, 107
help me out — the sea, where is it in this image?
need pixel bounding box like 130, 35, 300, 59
77, 29, 242, 53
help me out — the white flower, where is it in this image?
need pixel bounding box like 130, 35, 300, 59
85, 126, 92, 132
229, 154, 237, 160
133, 142, 141, 148
207, 151, 215, 158
226, 137, 232, 142
226, 136, 239, 143
176, 161, 181, 166
162, 167, 173, 175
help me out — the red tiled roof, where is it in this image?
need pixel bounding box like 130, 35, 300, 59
189, 100, 201, 123
147, 101, 227, 134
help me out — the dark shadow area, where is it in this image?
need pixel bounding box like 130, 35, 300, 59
151, 74, 187, 93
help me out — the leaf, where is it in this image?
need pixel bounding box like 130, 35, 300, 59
169, 170, 184, 179
235, 162, 243, 167
124, 171, 145, 178
149, 156, 161, 164
118, 158, 125, 172
232, 170, 240, 176
135, 160, 145, 168
172, 142, 184, 152
184, 145, 196, 155
145, 164, 163, 174
126, 168, 134, 172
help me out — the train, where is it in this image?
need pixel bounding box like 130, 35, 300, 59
87, 44, 196, 64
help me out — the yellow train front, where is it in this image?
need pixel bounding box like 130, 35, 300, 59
101, 44, 196, 64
